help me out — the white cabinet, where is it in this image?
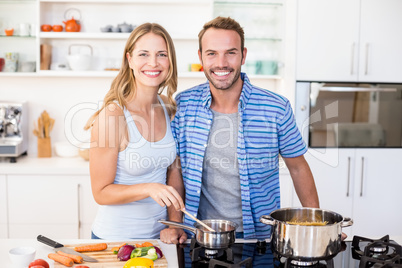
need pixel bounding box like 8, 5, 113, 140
296, 0, 402, 83
0, 175, 7, 238
6, 174, 96, 239
294, 148, 402, 238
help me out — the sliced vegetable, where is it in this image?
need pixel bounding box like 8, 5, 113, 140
154, 246, 163, 259
142, 248, 158, 261
112, 242, 128, 254
141, 242, 154, 247
124, 257, 154, 268
130, 246, 155, 258
117, 244, 135, 261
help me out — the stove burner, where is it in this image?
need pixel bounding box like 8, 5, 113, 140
290, 260, 319, 266
352, 235, 402, 267
204, 249, 219, 258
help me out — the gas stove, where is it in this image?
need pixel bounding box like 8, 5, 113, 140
177, 235, 402, 268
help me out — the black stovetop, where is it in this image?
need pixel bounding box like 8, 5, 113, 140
177, 235, 402, 268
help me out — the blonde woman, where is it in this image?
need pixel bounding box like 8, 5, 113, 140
84, 23, 184, 240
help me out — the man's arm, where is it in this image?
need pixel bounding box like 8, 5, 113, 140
283, 155, 319, 208
160, 156, 188, 244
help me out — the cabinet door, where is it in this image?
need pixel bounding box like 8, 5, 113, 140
0, 175, 7, 238
7, 175, 79, 239
77, 176, 98, 239
352, 149, 402, 237
296, 0, 360, 81
302, 149, 355, 237
358, 0, 402, 83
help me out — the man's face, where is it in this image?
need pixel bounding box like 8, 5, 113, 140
199, 28, 247, 91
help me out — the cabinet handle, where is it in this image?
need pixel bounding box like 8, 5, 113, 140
77, 183, 81, 239
350, 43, 355, 75
360, 157, 364, 197
365, 43, 370, 75
346, 157, 351, 197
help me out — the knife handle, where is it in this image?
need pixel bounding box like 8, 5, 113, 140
37, 235, 64, 248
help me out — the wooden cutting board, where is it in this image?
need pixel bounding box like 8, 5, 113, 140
53, 240, 168, 268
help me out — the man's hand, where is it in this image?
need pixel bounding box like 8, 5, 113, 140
160, 228, 187, 244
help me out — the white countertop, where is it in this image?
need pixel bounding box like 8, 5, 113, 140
0, 238, 178, 268
0, 156, 89, 175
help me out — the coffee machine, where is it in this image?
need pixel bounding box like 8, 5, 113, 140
0, 102, 29, 163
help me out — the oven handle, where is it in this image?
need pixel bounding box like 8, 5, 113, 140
318, 86, 396, 92
346, 157, 351, 197
360, 157, 364, 197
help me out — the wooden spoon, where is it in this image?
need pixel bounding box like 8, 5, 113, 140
181, 208, 215, 232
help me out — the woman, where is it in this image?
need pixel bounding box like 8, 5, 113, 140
84, 23, 184, 240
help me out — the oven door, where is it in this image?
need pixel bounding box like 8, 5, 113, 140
295, 81, 402, 148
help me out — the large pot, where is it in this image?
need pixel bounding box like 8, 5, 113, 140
158, 219, 237, 249
259, 207, 353, 261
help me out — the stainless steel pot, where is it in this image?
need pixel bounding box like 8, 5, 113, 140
158, 219, 237, 249
259, 207, 353, 261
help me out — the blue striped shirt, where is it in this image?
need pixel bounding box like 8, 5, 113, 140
172, 73, 307, 239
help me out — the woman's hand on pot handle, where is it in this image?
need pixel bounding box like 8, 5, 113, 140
148, 183, 185, 211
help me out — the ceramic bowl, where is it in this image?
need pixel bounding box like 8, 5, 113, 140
9, 246, 36, 268
54, 141, 78, 157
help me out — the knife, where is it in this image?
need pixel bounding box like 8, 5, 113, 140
37, 235, 98, 262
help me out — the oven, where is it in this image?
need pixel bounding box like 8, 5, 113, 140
177, 235, 402, 267
295, 81, 402, 148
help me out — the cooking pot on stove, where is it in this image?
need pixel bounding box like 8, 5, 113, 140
158, 219, 237, 249
260, 207, 353, 261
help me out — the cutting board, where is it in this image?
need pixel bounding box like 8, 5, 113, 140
53, 240, 168, 268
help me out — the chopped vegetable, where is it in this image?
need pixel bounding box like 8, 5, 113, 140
130, 246, 155, 258
141, 242, 154, 247
154, 246, 163, 259
142, 248, 158, 261
117, 245, 135, 261
112, 242, 128, 254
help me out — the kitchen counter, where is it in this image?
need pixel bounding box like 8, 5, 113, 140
0, 238, 178, 268
0, 156, 89, 175
2, 237, 402, 267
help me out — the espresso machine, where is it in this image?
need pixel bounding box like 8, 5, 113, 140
0, 102, 29, 163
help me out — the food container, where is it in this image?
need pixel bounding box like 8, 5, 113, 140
9, 246, 36, 268
259, 207, 353, 261
67, 44, 93, 71
159, 219, 237, 249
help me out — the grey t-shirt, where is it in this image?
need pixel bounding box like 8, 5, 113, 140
197, 109, 243, 231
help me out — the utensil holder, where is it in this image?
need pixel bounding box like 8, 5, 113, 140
38, 137, 52, 157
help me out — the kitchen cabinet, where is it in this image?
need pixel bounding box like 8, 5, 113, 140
296, 0, 402, 83
0, 175, 7, 239
0, 0, 284, 80
293, 148, 402, 238
6, 174, 97, 239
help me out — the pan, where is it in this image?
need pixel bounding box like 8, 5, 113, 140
158, 219, 237, 249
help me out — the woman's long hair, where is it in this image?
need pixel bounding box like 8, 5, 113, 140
84, 23, 178, 130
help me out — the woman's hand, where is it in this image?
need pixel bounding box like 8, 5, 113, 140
148, 183, 185, 211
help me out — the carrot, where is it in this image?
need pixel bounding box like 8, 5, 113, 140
56, 250, 83, 264
141, 242, 154, 247
135, 243, 143, 248
48, 253, 74, 267
112, 242, 128, 253
74, 242, 108, 252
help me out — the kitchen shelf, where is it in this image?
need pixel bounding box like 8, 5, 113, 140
0, 35, 36, 39
39, 0, 209, 4
214, 0, 283, 6
39, 32, 198, 40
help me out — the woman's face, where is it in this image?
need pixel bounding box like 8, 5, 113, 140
127, 32, 170, 91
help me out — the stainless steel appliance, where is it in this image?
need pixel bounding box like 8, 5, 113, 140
0, 102, 29, 162
295, 82, 402, 148
177, 235, 402, 267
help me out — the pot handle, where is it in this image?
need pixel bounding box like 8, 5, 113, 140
341, 217, 353, 228
158, 219, 197, 234
259, 215, 276, 226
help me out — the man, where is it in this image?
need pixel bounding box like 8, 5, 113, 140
160, 16, 319, 243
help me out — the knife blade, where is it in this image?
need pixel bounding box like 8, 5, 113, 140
37, 235, 98, 262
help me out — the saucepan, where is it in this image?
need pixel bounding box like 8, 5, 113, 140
259, 207, 353, 261
158, 219, 237, 249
